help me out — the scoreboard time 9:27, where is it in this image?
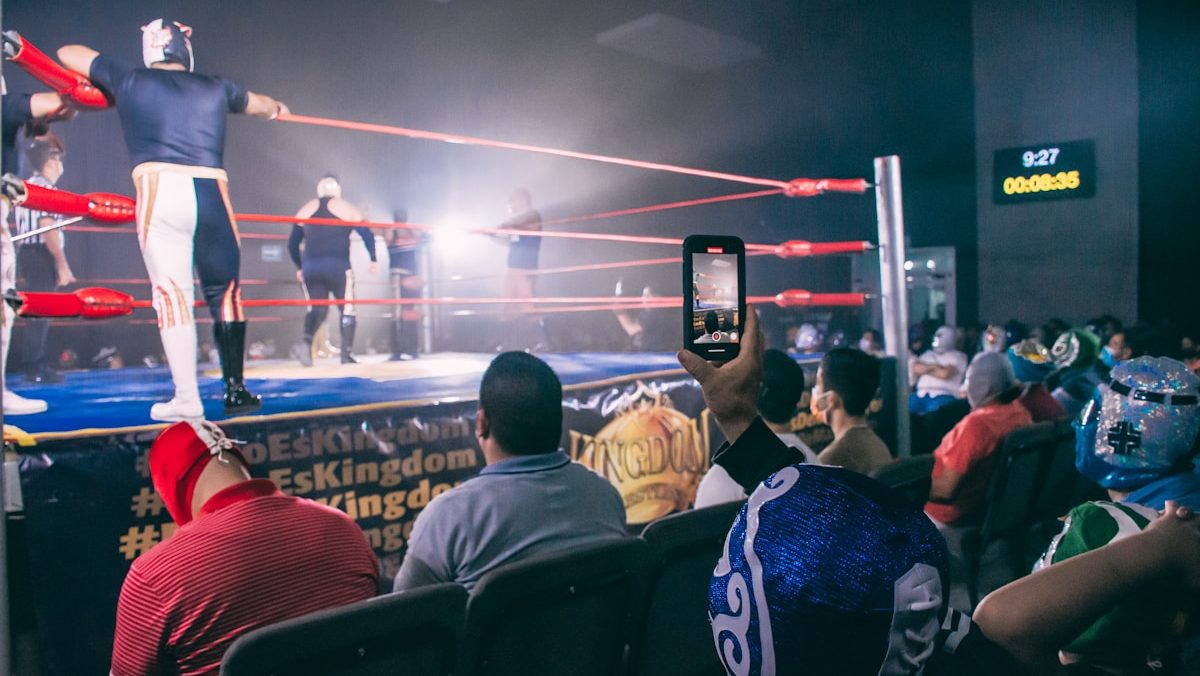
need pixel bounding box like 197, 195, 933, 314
993, 139, 1095, 205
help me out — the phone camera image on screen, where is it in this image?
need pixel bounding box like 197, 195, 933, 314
691, 251, 740, 345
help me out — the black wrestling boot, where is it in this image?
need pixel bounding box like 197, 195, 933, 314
389, 319, 416, 361
340, 315, 358, 364
215, 321, 262, 415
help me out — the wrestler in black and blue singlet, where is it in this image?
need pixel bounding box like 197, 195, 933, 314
288, 197, 378, 340
87, 54, 249, 324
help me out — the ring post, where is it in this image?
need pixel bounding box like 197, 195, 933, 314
874, 156, 911, 458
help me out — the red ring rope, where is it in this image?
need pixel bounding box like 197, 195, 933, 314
540, 189, 784, 227
276, 113, 870, 195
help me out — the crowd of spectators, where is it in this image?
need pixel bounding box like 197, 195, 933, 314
684, 309, 1200, 675
105, 305, 1200, 675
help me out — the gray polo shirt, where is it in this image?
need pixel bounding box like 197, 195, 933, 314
392, 450, 627, 592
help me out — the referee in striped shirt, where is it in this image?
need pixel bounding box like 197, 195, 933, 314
12, 133, 74, 383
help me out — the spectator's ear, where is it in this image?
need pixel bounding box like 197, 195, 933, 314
828, 390, 845, 412
476, 409, 490, 441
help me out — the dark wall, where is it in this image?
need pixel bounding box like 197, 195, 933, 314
1138, 2, 1200, 341
973, 0, 1140, 328
4, 0, 977, 354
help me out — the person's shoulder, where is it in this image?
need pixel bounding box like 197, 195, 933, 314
1049, 500, 1156, 564
92, 52, 134, 72
413, 479, 474, 517
125, 522, 200, 581
939, 409, 988, 449
860, 428, 893, 460
563, 458, 618, 487
1129, 472, 1200, 512
561, 460, 624, 509
296, 197, 321, 217
815, 437, 849, 465
997, 399, 1034, 424
287, 493, 365, 527
329, 198, 363, 220
271, 495, 379, 552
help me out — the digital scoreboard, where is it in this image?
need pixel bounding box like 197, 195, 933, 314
993, 139, 1095, 205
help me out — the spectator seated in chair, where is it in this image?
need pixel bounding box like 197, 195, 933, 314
812, 347, 894, 474
910, 325, 968, 415
393, 351, 626, 592
111, 421, 379, 676
1049, 327, 1104, 420
1007, 339, 1067, 422
1034, 500, 1183, 675
1075, 356, 1200, 511
925, 351, 1033, 528
695, 349, 816, 508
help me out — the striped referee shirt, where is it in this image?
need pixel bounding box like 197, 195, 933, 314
11, 173, 60, 246
110, 479, 379, 676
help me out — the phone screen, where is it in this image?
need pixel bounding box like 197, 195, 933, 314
690, 250, 741, 346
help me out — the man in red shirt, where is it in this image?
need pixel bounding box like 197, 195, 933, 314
111, 421, 379, 675
925, 351, 1032, 609
926, 351, 1033, 526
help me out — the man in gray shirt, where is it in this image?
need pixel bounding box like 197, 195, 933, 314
394, 352, 627, 592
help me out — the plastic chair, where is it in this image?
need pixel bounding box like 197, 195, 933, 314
220, 583, 467, 676
458, 538, 648, 676
628, 501, 745, 676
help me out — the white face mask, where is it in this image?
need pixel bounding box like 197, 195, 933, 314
809, 388, 833, 423
858, 338, 874, 353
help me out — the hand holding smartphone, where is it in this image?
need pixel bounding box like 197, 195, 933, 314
682, 235, 746, 361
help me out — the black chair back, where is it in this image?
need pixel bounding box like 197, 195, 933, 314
869, 455, 935, 509
980, 421, 1056, 541
964, 421, 1056, 605
1032, 419, 1082, 522
220, 583, 467, 676
458, 538, 648, 676
629, 501, 745, 676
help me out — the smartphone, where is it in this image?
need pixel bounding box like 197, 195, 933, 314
682, 235, 746, 361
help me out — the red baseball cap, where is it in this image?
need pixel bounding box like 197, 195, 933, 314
149, 420, 247, 525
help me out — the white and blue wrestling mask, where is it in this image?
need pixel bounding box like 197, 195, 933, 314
1075, 356, 1200, 491
710, 465, 950, 675
142, 19, 194, 71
